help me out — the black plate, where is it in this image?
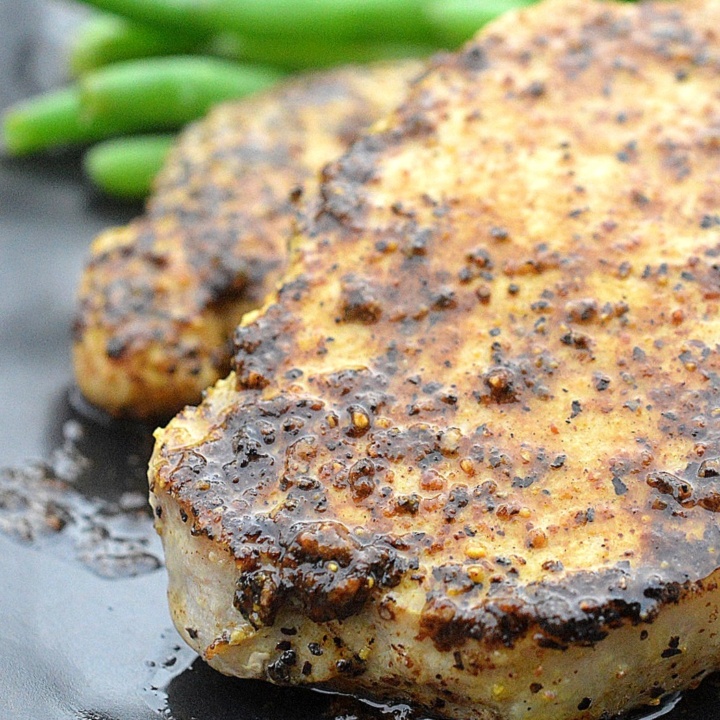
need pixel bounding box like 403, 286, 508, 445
2, 3, 720, 719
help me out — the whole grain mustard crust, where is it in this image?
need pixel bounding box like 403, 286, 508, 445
153, 0, 720, 670
72, 62, 421, 419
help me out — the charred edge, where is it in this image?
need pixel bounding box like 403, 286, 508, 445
86, 219, 253, 328
233, 302, 298, 390
647, 468, 720, 512
163, 376, 396, 543
234, 522, 409, 628
419, 567, 690, 652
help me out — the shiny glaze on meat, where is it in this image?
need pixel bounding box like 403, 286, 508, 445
72, 62, 421, 419
150, 2, 720, 718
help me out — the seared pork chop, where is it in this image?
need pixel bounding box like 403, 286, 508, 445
150, 1, 720, 718
72, 62, 421, 419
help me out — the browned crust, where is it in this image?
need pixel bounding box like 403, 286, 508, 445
73, 62, 422, 419
152, 0, 720, 653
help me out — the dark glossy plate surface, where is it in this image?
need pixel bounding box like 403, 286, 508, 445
1, 3, 720, 720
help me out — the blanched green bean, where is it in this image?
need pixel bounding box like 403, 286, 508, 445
221, 34, 436, 71
70, 15, 437, 74
79, 56, 284, 129
70, 14, 205, 75
3, 57, 284, 155
2, 88, 129, 155
84, 133, 174, 198
74, 0, 436, 43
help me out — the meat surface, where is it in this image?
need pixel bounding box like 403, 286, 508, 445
72, 61, 421, 419
149, 1, 720, 718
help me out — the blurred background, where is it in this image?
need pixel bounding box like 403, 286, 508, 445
0, 0, 140, 466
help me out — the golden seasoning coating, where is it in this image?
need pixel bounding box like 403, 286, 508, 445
72, 62, 421, 419
151, 1, 720, 719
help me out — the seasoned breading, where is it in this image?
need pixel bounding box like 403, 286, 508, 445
72, 62, 421, 419
150, 0, 720, 718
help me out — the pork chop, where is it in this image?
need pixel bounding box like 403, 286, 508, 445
72, 61, 421, 419
149, 1, 720, 718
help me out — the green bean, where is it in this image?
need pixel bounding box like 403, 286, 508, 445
74, 0, 435, 44
70, 16, 436, 75
84, 134, 174, 198
3, 57, 283, 155
79, 56, 284, 129
70, 13, 206, 75
218, 34, 437, 71
2, 88, 130, 155
423, 0, 537, 47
